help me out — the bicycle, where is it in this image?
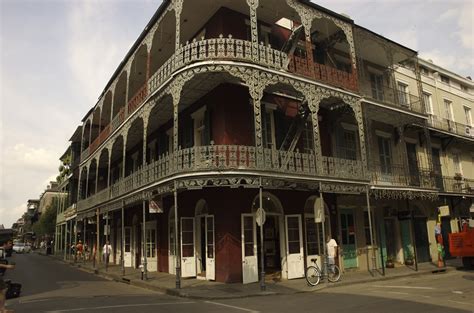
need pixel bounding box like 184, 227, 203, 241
305, 257, 341, 286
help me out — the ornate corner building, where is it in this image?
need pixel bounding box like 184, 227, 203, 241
55, 0, 473, 283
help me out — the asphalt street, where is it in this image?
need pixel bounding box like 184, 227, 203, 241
3, 252, 474, 313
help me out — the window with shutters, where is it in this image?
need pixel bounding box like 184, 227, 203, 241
370, 73, 384, 101
378, 136, 392, 174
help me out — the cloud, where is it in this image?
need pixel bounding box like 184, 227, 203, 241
3, 143, 59, 171
420, 49, 474, 75
0, 203, 25, 229
457, 1, 474, 51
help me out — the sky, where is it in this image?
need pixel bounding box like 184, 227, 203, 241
0, 0, 473, 228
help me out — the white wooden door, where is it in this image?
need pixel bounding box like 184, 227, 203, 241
124, 227, 132, 267
241, 214, 258, 284
205, 215, 215, 280
145, 222, 157, 272
181, 217, 196, 277
285, 215, 304, 279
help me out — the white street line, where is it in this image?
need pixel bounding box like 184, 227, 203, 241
45, 301, 195, 313
204, 300, 260, 313
372, 290, 410, 296
20, 298, 53, 304
448, 300, 474, 306
452, 290, 463, 294
372, 285, 435, 290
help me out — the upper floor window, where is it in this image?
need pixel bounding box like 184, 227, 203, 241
420, 67, 430, 76
337, 127, 357, 160
464, 106, 472, 126
461, 84, 468, 92
452, 153, 462, 175
262, 103, 276, 150
440, 75, 450, 84
370, 73, 384, 101
423, 92, 433, 115
444, 99, 454, 121
377, 136, 392, 174
397, 81, 409, 106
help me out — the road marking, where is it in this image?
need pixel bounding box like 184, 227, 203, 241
448, 300, 473, 306
452, 290, 463, 294
45, 301, 195, 312
372, 285, 435, 290
20, 298, 53, 304
204, 301, 260, 313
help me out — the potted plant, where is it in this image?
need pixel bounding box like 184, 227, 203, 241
405, 251, 415, 266
386, 255, 395, 268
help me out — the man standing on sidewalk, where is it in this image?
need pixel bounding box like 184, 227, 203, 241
102, 241, 112, 265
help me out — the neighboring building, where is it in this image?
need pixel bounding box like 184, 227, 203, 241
62, 0, 473, 285
55, 126, 82, 256
38, 182, 60, 217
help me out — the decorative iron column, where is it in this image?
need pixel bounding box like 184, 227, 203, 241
366, 186, 377, 274
353, 100, 368, 177
173, 0, 183, 51
121, 201, 125, 276
174, 181, 181, 289
142, 198, 148, 280
246, 0, 259, 61
307, 93, 323, 173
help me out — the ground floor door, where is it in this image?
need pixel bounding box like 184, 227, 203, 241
340, 208, 357, 269
124, 227, 132, 267
441, 217, 452, 259
400, 219, 413, 261
242, 214, 258, 284
285, 215, 304, 279
205, 216, 215, 280
384, 218, 397, 261
304, 215, 323, 269
414, 218, 431, 263
145, 222, 157, 272
181, 217, 196, 277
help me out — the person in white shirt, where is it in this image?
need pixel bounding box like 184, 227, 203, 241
102, 240, 112, 264
326, 235, 338, 272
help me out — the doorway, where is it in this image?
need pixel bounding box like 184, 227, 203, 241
340, 208, 357, 269
195, 200, 215, 281
414, 218, 430, 263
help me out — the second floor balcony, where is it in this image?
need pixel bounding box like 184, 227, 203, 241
427, 115, 474, 139
77, 145, 366, 212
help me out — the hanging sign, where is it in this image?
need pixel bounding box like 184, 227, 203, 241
314, 197, 325, 223
438, 205, 450, 217
256, 207, 266, 227
149, 199, 163, 214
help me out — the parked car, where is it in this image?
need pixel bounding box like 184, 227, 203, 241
12, 242, 29, 253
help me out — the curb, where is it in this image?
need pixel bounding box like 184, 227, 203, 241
45, 253, 455, 300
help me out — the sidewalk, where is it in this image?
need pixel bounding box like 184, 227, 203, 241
51, 254, 461, 300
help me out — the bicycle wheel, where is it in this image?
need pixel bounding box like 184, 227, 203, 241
305, 266, 321, 286
327, 265, 341, 282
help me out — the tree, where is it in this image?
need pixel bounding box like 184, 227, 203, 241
32, 197, 58, 238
